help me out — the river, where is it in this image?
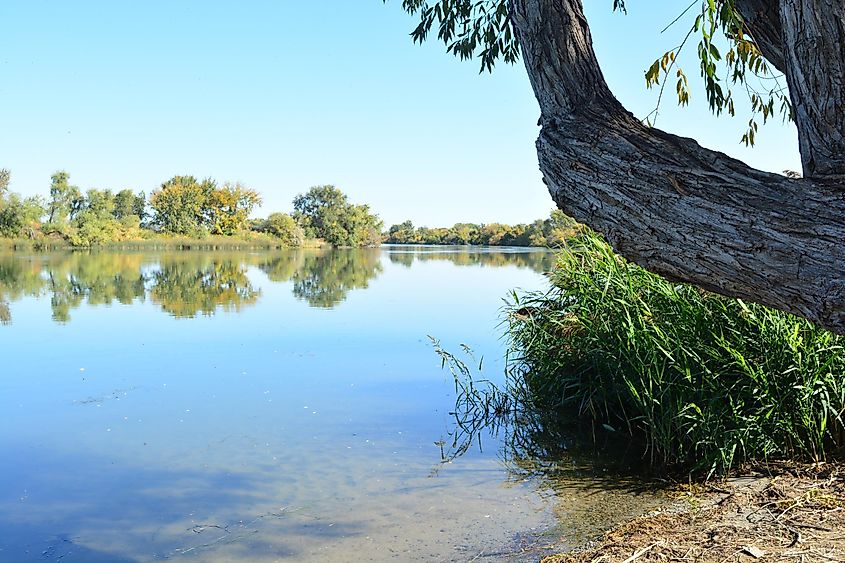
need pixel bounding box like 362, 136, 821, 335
0, 246, 662, 562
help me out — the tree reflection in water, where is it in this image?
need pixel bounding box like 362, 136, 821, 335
0, 300, 9, 325
291, 248, 382, 308
386, 245, 556, 271
149, 255, 260, 318
256, 248, 384, 308
0, 246, 552, 324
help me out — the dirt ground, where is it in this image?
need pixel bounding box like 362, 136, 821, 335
542, 463, 845, 563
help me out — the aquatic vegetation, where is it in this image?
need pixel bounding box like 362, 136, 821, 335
432, 336, 644, 477
505, 233, 845, 475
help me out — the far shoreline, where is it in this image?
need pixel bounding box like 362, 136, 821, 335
0, 236, 559, 252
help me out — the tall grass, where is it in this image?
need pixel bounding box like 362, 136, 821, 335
505, 232, 845, 475
432, 336, 647, 478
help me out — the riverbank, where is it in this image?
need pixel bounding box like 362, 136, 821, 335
544, 462, 845, 562
0, 234, 327, 251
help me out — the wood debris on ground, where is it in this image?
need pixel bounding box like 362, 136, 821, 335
543, 463, 845, 563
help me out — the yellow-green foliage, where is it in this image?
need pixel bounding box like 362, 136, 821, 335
254, 212, 305, 247
149, 176, 261, 236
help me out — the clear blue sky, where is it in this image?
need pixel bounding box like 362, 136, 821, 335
0, 1, 801, 227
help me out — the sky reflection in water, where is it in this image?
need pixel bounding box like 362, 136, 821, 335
0, 246, 661, 562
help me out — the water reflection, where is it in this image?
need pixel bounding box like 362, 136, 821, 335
440, 352, 650, 479
150, 256, 260, 318
0, 300, 9, 325
290, 248, 382, 308
434, 346, 668, 547
386, 244, 556, 270
0, 245, 668, 562
0, 246, 552, 324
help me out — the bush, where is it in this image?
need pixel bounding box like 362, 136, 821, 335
506, 232, 845, 475
259, 212, 305, 247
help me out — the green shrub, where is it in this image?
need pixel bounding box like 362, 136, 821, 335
506, 232, 845, 475
258, 212, 305, 247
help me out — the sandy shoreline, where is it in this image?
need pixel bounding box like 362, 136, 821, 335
541, 463, 845, 562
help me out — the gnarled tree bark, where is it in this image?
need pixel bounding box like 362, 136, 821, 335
734, 0, 785, 73
510, 0, 845, 333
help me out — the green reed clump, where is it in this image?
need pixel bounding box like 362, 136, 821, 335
506, 232, 845, 475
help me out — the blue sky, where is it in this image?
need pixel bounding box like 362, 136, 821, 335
0, 1, 801, 227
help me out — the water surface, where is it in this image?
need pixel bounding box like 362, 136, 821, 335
0, 246, 661, 562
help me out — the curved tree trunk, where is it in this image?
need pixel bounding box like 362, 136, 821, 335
510, 0, 845, 333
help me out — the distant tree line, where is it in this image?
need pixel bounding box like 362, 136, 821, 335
0, 167, 576, 249
0, 169, 382, 248
384, 209, 578, 247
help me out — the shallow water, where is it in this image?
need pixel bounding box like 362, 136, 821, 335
0, 246, 663, 562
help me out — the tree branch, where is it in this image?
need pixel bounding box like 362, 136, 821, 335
511, 0, 845, 332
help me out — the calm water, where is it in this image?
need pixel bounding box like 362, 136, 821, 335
0, 246, 661, 562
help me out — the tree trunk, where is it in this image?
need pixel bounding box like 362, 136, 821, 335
510, 0, 845, 333
779, 0, 845, 178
